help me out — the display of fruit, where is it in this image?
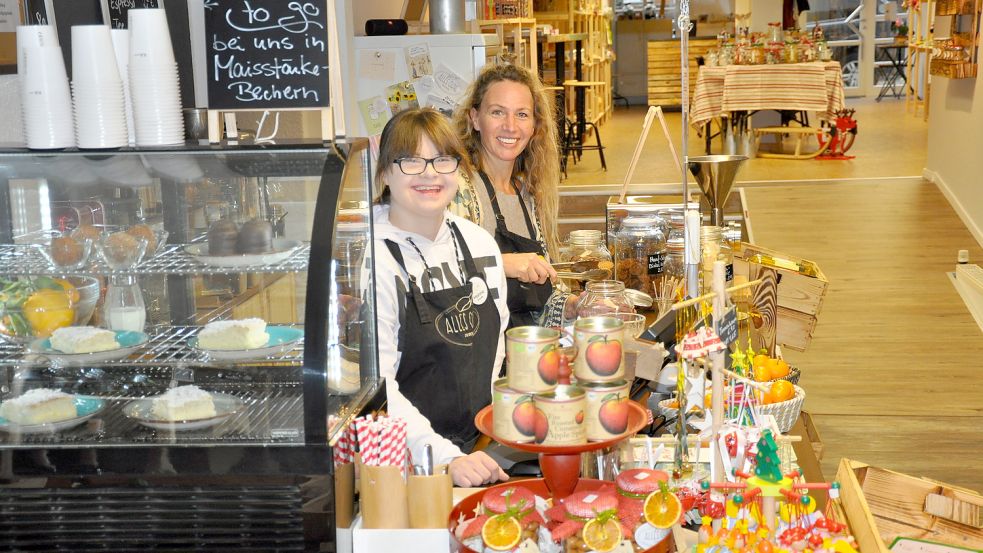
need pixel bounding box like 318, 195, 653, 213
764, 380, 796, 404
750, 350, 792, 381
0, 277, 77, 342
537, 346, 560, 385
585, 336, 622, 376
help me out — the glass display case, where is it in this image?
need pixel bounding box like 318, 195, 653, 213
0, 140, 381, 551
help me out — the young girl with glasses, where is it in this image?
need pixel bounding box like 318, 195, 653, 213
373, 108, 509, 487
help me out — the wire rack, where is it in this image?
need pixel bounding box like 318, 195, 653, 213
0, 380, 307, 447
0, 243, 311, 276
0, 325, 305, 368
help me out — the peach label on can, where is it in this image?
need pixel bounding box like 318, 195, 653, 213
533, 385, 586, 446
492, 379, 534, 443
582, 380, 631, 441
573, 316, 625, 382
506, 326, 561, 393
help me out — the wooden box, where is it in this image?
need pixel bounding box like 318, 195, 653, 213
734, 243, 829, 351
836, 459, 983, 553
799, 410, 824, 461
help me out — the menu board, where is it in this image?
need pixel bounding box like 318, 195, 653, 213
105, 0, 159, 29
204, 0, 329, 110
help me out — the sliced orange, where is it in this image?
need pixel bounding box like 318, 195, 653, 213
642, 489, 682, 529
481, 515, 522, 551
582, 517, 622, 552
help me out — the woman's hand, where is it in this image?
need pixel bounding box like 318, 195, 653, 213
503, 253, 557, 284
449, 452, 509, 487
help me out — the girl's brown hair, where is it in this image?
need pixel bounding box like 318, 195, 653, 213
454, 64, 561, 259
374, 108, 471, 203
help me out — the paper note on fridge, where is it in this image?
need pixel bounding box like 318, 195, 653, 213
359, 50, 396, 81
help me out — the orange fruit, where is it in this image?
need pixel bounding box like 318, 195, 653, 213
771, 359, 791, 378
753, 363, 772, 382
752, 354, 770, 370
766, 381, 795, 404
22, 289, 75, 338
582, 517, 622, 552
643, 489, 682, 529
482, 515, 521, 551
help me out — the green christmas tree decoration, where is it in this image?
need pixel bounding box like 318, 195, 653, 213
754, 429, 784, 482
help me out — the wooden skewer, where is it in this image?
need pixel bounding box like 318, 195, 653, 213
670, 279, 764, 310
619, 106, 658, 203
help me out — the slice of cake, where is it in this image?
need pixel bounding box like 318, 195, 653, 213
197, 318, 268, 350
0, 388, 76, 424
150, 385, 217, 421
50, 326, 120, 354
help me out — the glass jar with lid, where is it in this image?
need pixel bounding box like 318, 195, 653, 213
662, 209, 685, 243
613, 215, 666, 300
560, 230, 613, 290
700, 225, 734, 292
575, 280, 636, 320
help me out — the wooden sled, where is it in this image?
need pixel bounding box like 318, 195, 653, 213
753, 125, 831, 160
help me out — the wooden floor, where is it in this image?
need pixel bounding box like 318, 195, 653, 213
564, 98, 983, 492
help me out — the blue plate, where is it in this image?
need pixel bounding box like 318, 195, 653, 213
190, 326, 304, 361
0, 396, 106, 433
30, 331, 150, 366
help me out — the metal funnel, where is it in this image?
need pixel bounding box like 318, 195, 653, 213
688, 155, 748, 226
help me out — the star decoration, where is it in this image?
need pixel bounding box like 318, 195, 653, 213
729, 348, 748, 372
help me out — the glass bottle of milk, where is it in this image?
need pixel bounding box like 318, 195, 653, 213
104, 275, 146, 332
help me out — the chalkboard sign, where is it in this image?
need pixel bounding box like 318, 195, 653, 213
204, 0, 329, 110
105, 0, 159, 29
24, 0, 50, 24
718, 306, 738, 346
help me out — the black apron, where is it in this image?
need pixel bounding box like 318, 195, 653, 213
383, 222, 500, 452
477, 171, 553, 328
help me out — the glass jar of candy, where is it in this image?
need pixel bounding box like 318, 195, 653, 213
613, 215, 667, 300
560, 229, 613, 292
700, 225, 734, 292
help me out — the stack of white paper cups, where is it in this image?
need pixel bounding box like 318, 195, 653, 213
71, 25, 128, 149
128, 8, 184, 146
17, 25, 75, 149
109, 29, 136, 146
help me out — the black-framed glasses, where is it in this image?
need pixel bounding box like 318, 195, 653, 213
393, 156, 460, 175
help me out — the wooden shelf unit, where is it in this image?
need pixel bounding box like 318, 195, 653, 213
534, 0, 614, 126
906, 0, 935, 120
647, 38, 716, 108
930, 0, 982, 79
478, 17, 539, 72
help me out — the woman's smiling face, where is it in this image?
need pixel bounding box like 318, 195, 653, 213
470, 80, 536, 166
384, 134, 459, 223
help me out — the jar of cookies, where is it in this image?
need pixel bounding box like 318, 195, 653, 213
613, 215, 666, 301
560, 230, 613, 292
700, 225, 734, 292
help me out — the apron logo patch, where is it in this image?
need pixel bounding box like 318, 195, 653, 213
436, 295, 481, 346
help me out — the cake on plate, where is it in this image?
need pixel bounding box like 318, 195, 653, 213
0, 388, 76, 424
197, 318, 269, 350
50, 326, 120, 354
150, 385, 217, 421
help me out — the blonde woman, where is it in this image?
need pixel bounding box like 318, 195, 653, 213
453, 63, 572, 328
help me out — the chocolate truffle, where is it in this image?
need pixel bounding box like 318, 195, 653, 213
50, 236, 83, 266
236, 218, 274, 254
104, 231, 140, 265
207, 219, 239, 256
126, 224, 157, 255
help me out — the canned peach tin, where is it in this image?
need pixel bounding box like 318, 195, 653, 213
506, 326, 561, 393
533, 385, 586, 445
582, 380, 631, 441
492, 379, 535, 443
573, 316, 625, 382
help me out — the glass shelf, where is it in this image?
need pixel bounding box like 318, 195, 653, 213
0, 243, 311, 275
0, 325, 304, 368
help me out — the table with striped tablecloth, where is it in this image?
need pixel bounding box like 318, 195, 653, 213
689, 62, 846, 130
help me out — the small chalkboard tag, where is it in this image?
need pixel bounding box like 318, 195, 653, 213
106, 0, 159, 29
725, 263, 734, 282
25, 0, 50, 24
718, 305, 738, 346
204, 0, 329, 110
647, 251, 665, 276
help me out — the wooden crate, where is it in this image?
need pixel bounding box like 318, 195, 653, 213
799, 410, 824, 461
646, 38, 715, 107
836, 459, 983, 552
734, 243, 829, 351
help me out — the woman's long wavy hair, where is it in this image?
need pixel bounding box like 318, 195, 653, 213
374, 107, 472, 204
454, 64, 561, 259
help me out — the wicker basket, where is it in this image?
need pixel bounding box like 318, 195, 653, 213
755, 384, 805, 433
768, 366, 801, 386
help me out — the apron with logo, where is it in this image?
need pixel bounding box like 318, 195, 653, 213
477, 171, 553, 328
383, 221, 500, 451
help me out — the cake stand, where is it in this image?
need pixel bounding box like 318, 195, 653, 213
474, 401, 648, 500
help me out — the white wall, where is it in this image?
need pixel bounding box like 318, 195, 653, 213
925, 16, 983, 248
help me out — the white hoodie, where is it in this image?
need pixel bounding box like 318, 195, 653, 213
372, 204, 509, 467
